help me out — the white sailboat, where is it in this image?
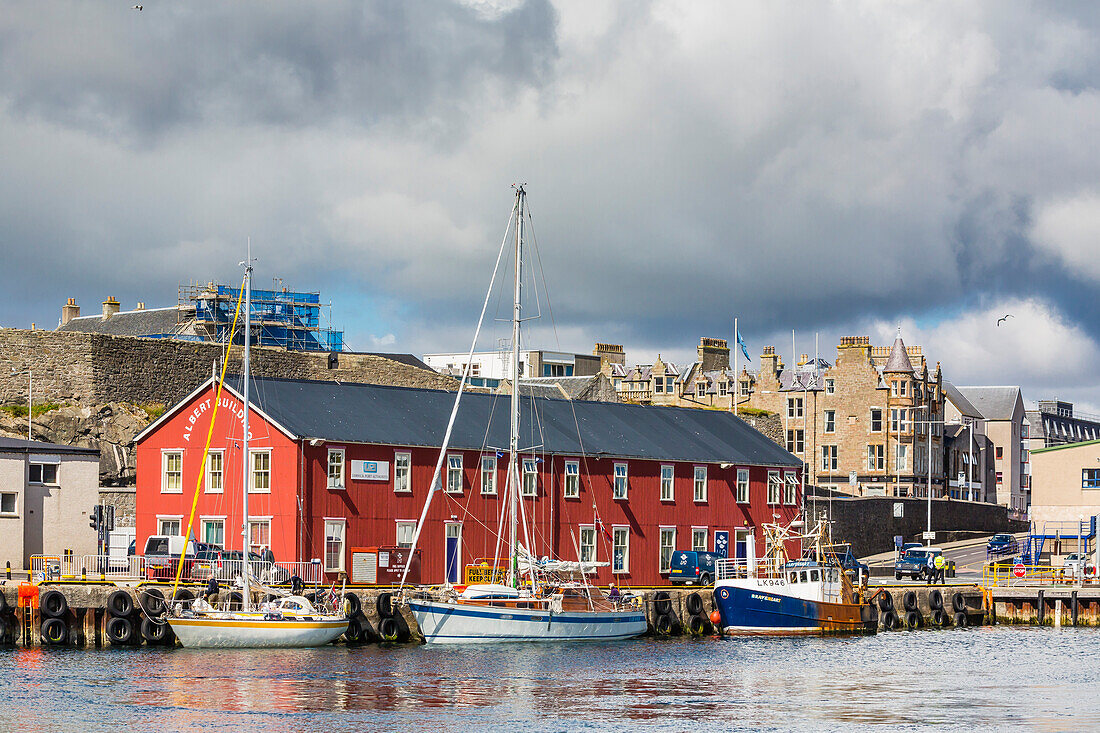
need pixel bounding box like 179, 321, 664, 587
167, 248, 348, 648
402, 186, 648, 643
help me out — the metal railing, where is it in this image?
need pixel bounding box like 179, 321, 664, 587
81, 555, 145, 580
715, 557, 787, 581
982, 562, 1098, 587
28, 554, 324, 585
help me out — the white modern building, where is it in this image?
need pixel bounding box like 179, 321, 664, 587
423, 348, 602, 388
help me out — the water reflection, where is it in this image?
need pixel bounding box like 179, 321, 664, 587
2, 627, 1099, 731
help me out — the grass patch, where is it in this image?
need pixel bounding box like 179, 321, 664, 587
139, 403, 166, 421
1, 402, 62, 419
735, 406, 774, 417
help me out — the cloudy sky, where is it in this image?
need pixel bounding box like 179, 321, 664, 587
2, 1, 1099, 411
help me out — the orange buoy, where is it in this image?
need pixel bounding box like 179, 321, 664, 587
710, 610, 721, 625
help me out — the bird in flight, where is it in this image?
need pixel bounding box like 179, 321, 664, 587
997, 314, 1013, 326
132, 4, 142, 9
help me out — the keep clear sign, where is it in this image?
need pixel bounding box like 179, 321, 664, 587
351, 460, 389, 481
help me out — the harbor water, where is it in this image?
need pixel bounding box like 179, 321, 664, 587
3, 626, 1098, 732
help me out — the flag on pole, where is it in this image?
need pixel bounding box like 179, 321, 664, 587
736, 330, 750, 361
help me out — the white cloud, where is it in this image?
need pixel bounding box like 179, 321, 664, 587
1030, 191, 1100, 280
369, 333, 397, 349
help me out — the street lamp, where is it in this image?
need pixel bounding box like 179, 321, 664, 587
911, 405, 945, 547
10, 368, 31, 440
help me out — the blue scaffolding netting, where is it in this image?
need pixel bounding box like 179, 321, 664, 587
194, 285, 343, 352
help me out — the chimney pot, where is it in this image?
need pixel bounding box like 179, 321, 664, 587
102, 296, 121, 319
61, 298, 80, 326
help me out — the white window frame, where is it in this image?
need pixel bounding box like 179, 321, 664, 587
825, 378, 835, 395
696, 381, 706, 397
870, 408, 883, 433
563, 460, 579, 498
248, 518, 272, 555
394, 451, 411, 493
205, 450, 224, 494
157, 515, 183, 537
691, 527, 708, 552
612, 526, 630, 574
659, 527, 676, 574
249, 449, 271, 494
895, 444, 908, 472
693, 465, 707, 502
787, 397, 803, 419
579, 524, 596, 564
480, 455, 497, 495
162, 450, 183, 494
446, 454, 463, 494
395, 520, 417, 548
327, 448, 345, 490
660, 464, 674, 502
824, 410, 836, 433
736, 468, 750, 503
29, 461, 59, 485
0, 491, 17, 516
324, 518, 346, 573
767, 471, 781, 505
868, 444, 885, 470
613, 463, 628, 500
522, 458, 537, 497
783, 472, 798, 504
200, 516, 225, 547
821, 445, 838, 472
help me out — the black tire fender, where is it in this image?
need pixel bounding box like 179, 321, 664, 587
905, 610, 922, 628
40, 590, 68, 619
655, 613, 673, 635
903, 591, 918, 612
344, 615, 365, 644
878, 592, 895, 613
172, 588, 195, 603
379, 616, 400, 642
141, 616, 168, 643
653, 591, 672, 616
929, 589, 944, 611
108, 590, 133, 617
952, 592, 966, 613
141, 588, 166, 617
953, 611, 968, 628
106, 616, 133, 645
376, 592, 395, 619
41, 617, 68, 645
882, 611, 899, 631
688, 614, 707, 636
225, 591, 244, 610
685, 592, 703, 616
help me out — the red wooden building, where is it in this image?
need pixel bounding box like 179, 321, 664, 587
134, 376, 803, 587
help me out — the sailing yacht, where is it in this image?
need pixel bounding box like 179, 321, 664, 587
166, 251, 349, 648
403, 186, 648, 643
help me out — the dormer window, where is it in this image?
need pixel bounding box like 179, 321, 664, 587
696, 382, 706, 397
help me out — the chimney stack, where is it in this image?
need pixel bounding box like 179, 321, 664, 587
698, 337, 730, 372
761, 345, 779, 375
61, 298, 80, 326
593, 342, 626, 375
102, 296, 121, 318
136, 302, 146, 311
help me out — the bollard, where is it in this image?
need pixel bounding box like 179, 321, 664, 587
1055, 599, 1062, 628
81, 567, 87, 582
5, 561, 9, 580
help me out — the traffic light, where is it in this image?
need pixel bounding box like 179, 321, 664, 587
89, 505, 101, 530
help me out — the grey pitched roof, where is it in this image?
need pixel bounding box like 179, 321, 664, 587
943, 382, 982, 419
520, 375, 604, 400
0, 436, 100, 456
204, 376, 800, 467
955, 386, 1023, 421
58, 306, 191, 338
883, 336, 914, 373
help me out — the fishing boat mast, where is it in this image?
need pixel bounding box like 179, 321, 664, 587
241, 245, 252, 613
508, 186, 524, 588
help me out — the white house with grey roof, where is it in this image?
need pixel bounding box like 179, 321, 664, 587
946, 385, 1030, 517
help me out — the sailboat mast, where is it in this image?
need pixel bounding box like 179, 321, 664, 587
241, 244, 252, 612
508, 186, 524, 588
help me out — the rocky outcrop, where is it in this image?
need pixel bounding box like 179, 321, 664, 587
0, 402, 153, 485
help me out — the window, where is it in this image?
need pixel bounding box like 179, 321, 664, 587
158, 517, 182, 536
821, 445, 838, 471
740, 381, 750, 396
481, 455, 497, 495
995, 446, 1003, 460
206, 451, 223, 494
250, 450, 270, 493
719, 381, 728, 397
786, 429, 804, 454
394, 452, 411, 493
29, 462, 59, 485
996, 471, 1003, 485
521, 458, 538, 497
612, 527, 630, 573
579, 525, 596, 563
692, 527, 707, 552
564, 460, 579, 498
0, 492, 16, 515
613, 463, 628, 499
659, 528, 676, 573
736, 468, 750, 503
660, 465, 674, 501
787, 397, 803, 419
324, 519, 345, 572
890, 408, 908, 433
696, 382, 706, 397
396, 521, 417, 548
655, 376, 664, 393
162, 451, 183, 493
870, 409, 883, 432
767, 471, 781, 504
899, 380, 908, 396
1083, 469, 1100, 488
784, 472, 798, 504
694, 466, 707, 502
201, 518, 224, 546
824, 410, 835, 433
825, 378, 835, 395
327, 449, 345, 489
867, 445, 885, 470
446, 454, 463, 494
248, 520, 270, 554
895, 444, 908, 472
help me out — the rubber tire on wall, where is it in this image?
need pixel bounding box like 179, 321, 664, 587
344, 615, 366, 644
882, 611, 899, 631
141, 616, 168, 644
0, 589, 10, 614
172, 588, 195, 603
344, 593, 362, 617
905, 610, 922, 628
685, 593, 703, 616
108, 590, 133, 617
952, 592, 966, 613
953, 611, 968, 628
931, 609, 947, 627
929, 589, 944, 611
878, 592, 895, 613
376, 592, 395, 619
379, 616, 400, 642
106, 616, 133, 645
41, 590, 68, 619
41, 617, 68, 645
688, 614, 707, 636
903, 591, 918, 612
654, 591, 672, 617
655, 614, 673, 635
141, 588, 166, 616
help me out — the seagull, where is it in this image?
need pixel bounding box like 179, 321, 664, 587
132, 4, 142, 10
997, 314, 1013, 326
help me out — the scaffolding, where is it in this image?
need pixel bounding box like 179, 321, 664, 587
178, 280, 343, 352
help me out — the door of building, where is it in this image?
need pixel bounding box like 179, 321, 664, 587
445, 523, 462, 585
713, 530, 729, 558
734, 529, 750, 561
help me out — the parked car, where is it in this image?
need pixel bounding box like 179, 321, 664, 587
895, 546, 952, 581
986, 534, 1019, 556
824, 545, 869, 583
143, 535, 197, 580
1061, 553, 1097, 579
668, 550, 723, 585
